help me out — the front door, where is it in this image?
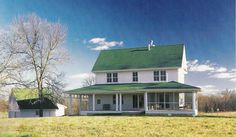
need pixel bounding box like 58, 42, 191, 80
133, 94, 144, 109
139, 95, 144, 108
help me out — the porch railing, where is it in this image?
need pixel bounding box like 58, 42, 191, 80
148, 102, 193, 111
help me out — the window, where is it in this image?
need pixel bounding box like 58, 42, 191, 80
107, 73, 112, 83
35, 110, 39, 115
97, 99, 101, 104
107, 73, 118, 83
165, 93, 170, 108
113, 95, 116, 104
154, 70, 166, 81
160, 71, 166, 81
159, 93, 164, 109
122, 95, 124, 104
133, 95, 138, 108
113, 73, 118, 82
132, 72, 138, 82
154, 71, 159, 81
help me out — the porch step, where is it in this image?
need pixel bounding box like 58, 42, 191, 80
122, 111, 145, 115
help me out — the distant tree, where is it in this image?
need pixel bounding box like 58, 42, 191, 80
82, 74, 95, 87
198, 89, 236, 112
0, 99, 8, 112
6, 14, 68, 117
220, 90, 235, 111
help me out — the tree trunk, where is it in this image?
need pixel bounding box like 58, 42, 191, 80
38, 87, 43, 117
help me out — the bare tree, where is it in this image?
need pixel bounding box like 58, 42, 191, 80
198, 90, 236, 112
82, 74, 95, 87
0, 28, 19, 96
8, 14, 68, 117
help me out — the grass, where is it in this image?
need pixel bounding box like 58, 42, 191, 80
0, 112, 7, 119
0, 112, 235, 137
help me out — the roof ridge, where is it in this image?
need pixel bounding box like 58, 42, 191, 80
102, 43, 184, 51
16, 97, 50, 101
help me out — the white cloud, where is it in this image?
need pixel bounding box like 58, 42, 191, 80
188, 59, 236, 83
210, 69, 236, 81
214, 67, 227, 72
69, 73, 95, 80
230, 78, 236, 82
188, 59, 215, 72
88, 37, 123, 50
198, 85, 220, 95
211, 72, 233, 79
65, 73, 95, 90
0, 27, 8, 36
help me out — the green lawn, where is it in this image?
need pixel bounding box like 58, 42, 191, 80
0, 112, 235, 137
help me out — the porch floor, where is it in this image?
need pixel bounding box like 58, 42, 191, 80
80, 110, 145, 115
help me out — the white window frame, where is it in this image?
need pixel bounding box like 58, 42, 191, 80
107, 73, 118, 83
107, 73, 112, 83
132, 72, 138, 82
160, 70, 167, 81
154, 71, 160, 81
154, 70, 167, 82
112, 73, 118, 82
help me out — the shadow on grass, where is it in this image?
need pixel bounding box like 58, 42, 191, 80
196, 115, 236, 118
78, 113, 236, 119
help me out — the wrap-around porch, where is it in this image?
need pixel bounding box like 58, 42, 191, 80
66, 81, 200, 116
68, 91, 198, 116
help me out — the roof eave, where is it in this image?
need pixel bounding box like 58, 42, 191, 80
92, 67, 181, 73
66, 88, 200, 95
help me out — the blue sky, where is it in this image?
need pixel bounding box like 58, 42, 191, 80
0, 0, 235, 93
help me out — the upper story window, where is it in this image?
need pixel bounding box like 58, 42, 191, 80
154, 70, 166, 81
132, 72, 138, 82
113, 73, 118, 82
160, 70, 166, 81
107, 73, 112, 82
154, 71, 159, 81
107, 73, 118, 83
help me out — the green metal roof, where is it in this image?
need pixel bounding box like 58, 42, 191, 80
11, 89, 58, 110
66, 81, 200, 94
11, 88, 51, 101
92, 44, 184, 71
17, 98, 58, 109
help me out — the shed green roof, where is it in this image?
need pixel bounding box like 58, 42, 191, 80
66, 81, 200, 94
11, 88, 51, 101
17, 98, 58, 109
92, 44, 184, 71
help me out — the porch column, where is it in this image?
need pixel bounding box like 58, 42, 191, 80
144, 92, 148, 111
116, 93, 119, 111
92, 94, 95, 111
69, 94, 72, 115
78, 95, 81, 114
192, 92, 197, 116
119, 93, 122, 111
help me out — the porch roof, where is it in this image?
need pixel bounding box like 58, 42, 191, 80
66, 81, 200, 94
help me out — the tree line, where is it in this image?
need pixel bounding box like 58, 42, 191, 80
198, 90, 236, 112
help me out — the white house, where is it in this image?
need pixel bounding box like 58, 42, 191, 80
66, 44, 201, 116
8, 89, 67, 118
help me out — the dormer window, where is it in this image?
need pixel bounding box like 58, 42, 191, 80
107, 73, 118, 83
132, 72, 138, 82
154, 70, 166, 81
